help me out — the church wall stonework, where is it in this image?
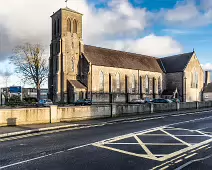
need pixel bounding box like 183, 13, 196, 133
184, 54, 204, 102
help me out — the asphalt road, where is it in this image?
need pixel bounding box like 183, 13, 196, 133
1, 110, 212, 170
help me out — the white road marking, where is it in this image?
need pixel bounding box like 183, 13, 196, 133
1, 111, 212, 169
0, 143, 91, 170
174, 154, 212, 170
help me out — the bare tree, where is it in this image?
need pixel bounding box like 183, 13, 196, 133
10, 43, 48, 100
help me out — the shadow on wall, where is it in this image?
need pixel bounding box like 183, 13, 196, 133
7, 118, 17, 126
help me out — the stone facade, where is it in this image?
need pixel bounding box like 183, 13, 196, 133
48, 8, 205, 103
184, 54, 204, 102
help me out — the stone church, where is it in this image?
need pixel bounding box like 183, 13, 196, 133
48, 7, 206, 103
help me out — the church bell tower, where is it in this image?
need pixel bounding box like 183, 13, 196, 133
48, 7, 83, 102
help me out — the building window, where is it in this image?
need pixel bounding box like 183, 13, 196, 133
100, 71, 104, 92
71, 58, 74, 72
73, 19, 77, 33
195, 72, 198, 88
56, 57, 58, 73
54, 20, 57, 36
116, 73, 120, 91
67, 19, 71, 32
158, 77, 161, 94
132, 74, 136, 93
191, 68, 198, 88
153, 77, 156, 94
145, 75, 149, 94
57, 18, 60, 34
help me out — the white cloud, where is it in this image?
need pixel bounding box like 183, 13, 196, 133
0, 0, 182, 60
164, 0, 212, 27
100, 34, 183, 57
202, 63, 212, 71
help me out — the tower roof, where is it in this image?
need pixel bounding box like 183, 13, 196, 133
51, 7, 83, 17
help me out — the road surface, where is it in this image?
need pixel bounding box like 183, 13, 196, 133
1, 110, 212, 169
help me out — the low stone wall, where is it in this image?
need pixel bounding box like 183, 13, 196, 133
58, 105, 111, 121
112, 104, 151, 116
179, 102, 197, 110
0, 107, 50, 126
153, 103, 177, 113
1, 101, 212, 126
199, 101, 212, 108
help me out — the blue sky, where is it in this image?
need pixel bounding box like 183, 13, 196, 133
0, 0, 211, 87
87, 0, 212, 64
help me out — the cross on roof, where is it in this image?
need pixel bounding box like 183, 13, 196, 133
65, 0, 68, 8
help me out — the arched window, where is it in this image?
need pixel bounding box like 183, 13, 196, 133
67, 19, 71, 32
71, 58, 74, 72
132, 74, 135, 93
191, 72, 193, 87
153, 77, 156, 94
54, 20, 57, 36
158, 77, 161, 94
57, 18, 60, 34
116, 73, 120, 90
73, 19, 77, 33
195, 72, 198, 88
145, 75, 149, 94
100, 71, 104, 92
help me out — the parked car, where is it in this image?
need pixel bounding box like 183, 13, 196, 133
152, 98, 173, 104
74, 99, 92, 106
129, 99, 146, 104
37, 99, 53, 107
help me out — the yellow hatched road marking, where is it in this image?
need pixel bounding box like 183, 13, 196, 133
92, 143, 160, 161
175, 159, 183, 163
160, 165, 170, 170
160, 129, 191, 147
134, 135, 156, 159
185, 153, 197, 159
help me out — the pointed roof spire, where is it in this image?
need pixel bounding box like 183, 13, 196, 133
193, 48, 195, 52
65, 0, 68, 8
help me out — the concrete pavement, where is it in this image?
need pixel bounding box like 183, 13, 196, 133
1, 110, 212, 169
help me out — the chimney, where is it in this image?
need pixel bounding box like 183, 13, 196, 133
205, 71, 211, 86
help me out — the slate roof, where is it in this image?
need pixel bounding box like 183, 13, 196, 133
204, 83, 212, 93
69, 80, 86, 89
83, 45, 163, 73
160, 52, 194, 73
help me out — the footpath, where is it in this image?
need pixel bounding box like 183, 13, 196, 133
1, 107, 212, 138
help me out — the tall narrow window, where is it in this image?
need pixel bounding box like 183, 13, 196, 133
100, 71, 104, 92
57, 19, 60, 34
195, 72, 198, 88
145, 75, 149, 94
116, 73, 120, 90
158, 77, 161, 94
54, 20, 57, 36
153, 77, 156, 94
67, 19, 71, 32
132, 74, 135, 93
71, 58, 74, 72
191, 72, 193, 88
73, 19, 77, 33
